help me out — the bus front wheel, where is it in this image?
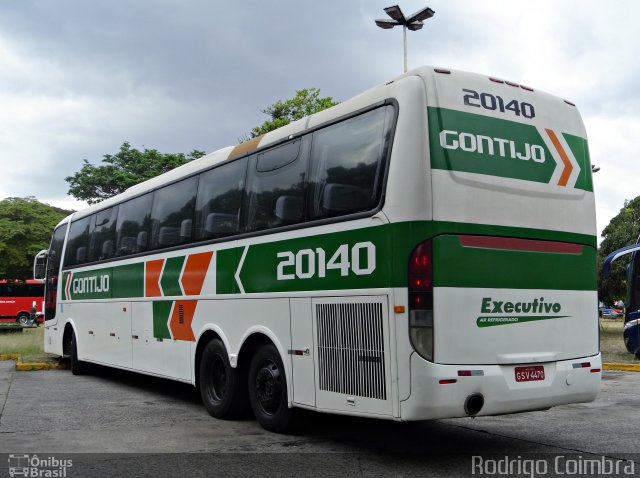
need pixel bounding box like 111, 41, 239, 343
70, 333, 89, 375
248, 343, 294, 433
199, 339, 247, 418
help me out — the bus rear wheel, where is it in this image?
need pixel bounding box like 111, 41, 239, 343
16, 313, 30, 326
199, 339, 247, 418
248, 343, 294, 433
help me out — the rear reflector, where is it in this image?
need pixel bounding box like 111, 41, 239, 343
573, 362, 591, 369
591, 368, 601, 373
458, 370, 485, 377
439, 379, 457, 384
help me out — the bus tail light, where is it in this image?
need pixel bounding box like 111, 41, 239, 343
408, 240, 434, 362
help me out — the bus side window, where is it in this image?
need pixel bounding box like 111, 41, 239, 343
245, 139, 307, 232
195, 157, 247, 240
88, 206, 118, 262
149, 176, 198, 249
64, 215, 94, 267
115, 193, 152, 257
308, 106, 394, 219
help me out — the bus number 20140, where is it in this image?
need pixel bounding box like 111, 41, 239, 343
276, 242, 376, 281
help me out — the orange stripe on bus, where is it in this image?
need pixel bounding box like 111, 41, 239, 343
181, 251, 214, 296
145, 259, 164, 297
169, 300, 197, 341
545, 128, 573, 187
228, 135, 263, 160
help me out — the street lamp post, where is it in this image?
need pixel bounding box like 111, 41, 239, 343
375, 5, 435, 73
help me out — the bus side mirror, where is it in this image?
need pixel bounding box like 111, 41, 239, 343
33, 249, 48, 280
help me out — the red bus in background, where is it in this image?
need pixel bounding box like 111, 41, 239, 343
0, 280, 44, 324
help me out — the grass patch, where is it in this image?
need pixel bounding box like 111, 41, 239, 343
0, 326, 44, 356
600, 319, 638, 363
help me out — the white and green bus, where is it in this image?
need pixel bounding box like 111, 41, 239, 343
36, 66, 600, 432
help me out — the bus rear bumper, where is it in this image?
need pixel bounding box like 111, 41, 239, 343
400, 353, 601, 421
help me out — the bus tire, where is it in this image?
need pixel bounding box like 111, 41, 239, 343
248, 343, 294, 433
199, 339, 247, 418
70, 332, 89, 376
16, 313, 30, 326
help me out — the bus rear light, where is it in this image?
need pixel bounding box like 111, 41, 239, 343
410, 291, 432, 309
409, 240, 434, 362
409, 241, 432, 291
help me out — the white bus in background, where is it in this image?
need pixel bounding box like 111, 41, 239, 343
35, 65, 600, 432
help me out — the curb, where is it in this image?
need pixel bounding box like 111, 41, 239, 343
0, 354, 68, 371
603, 362, 640, 372
0, 353, 20, 361
15, 361, 68, 371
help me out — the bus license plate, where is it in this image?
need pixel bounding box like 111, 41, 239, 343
515, 365, 545, 382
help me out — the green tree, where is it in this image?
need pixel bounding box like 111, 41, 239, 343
248, 88, 338, 139
598, 196, 640, 304
0, 197, 71, 279
65, 142, 206, 204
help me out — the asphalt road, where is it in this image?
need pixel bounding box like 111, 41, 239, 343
0, 361, 638, 477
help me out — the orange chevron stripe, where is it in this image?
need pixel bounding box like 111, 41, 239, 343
145, 259, 164, 297
545, 128, 573, 187
181, 251, 214, 296
169, 300, 197, 341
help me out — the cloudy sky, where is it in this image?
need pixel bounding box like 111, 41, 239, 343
1, 0, 638, 241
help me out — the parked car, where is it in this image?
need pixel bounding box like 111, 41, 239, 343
599, 307, 621, 319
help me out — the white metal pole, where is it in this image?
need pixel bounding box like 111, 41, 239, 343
403, 25, 408, 73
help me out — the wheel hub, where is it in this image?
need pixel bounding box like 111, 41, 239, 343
255, 361, 281, 414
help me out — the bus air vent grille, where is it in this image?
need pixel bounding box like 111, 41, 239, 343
316, 302, 386, 400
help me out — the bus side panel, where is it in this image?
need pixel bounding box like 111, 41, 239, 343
67, 301, 132, 369
131, 301, 192, 381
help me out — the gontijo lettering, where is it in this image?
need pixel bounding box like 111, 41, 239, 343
72, 275, 110, 294
439, 130, 546, 163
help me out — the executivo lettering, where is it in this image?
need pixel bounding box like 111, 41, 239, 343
477, 297, 568, 328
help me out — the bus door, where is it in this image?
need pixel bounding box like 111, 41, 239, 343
44, 224, 68, 326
